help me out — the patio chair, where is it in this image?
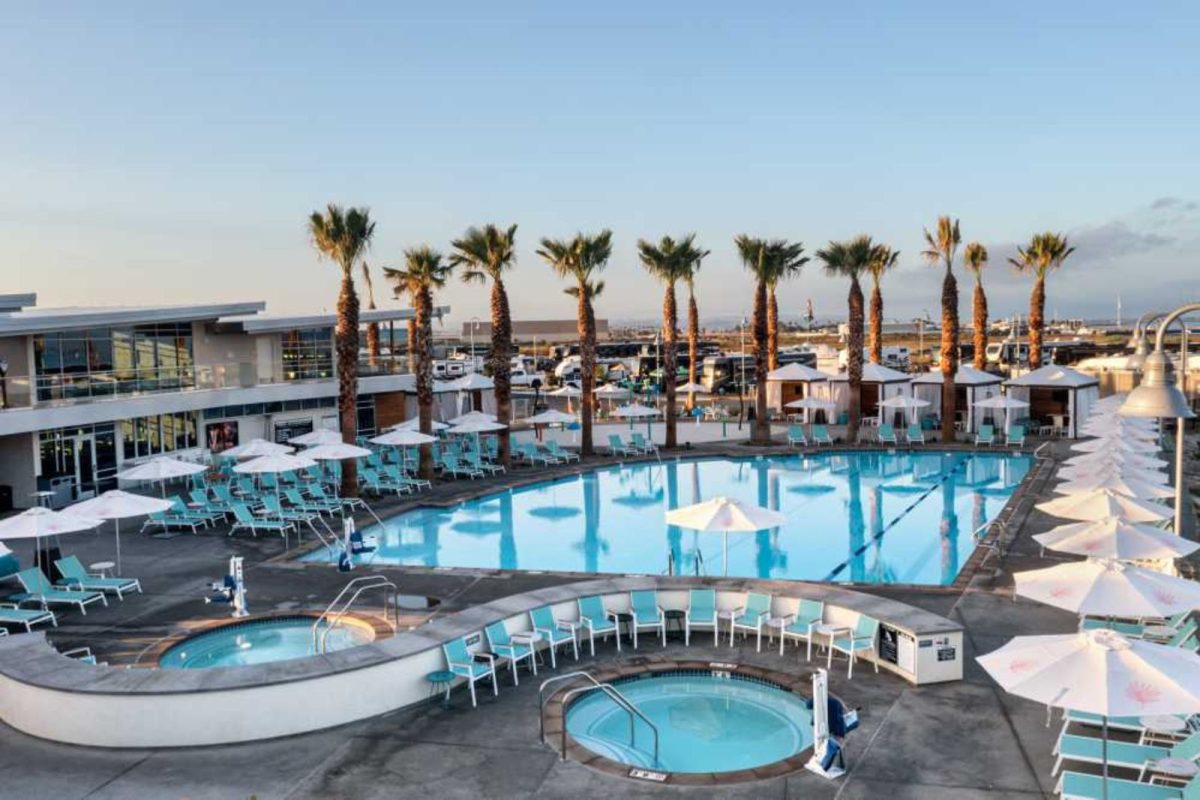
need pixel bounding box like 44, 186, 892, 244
811, 425, 834, 446
780, 598, 825, 659
1006, 424, 1026, 447
190, 488, 233, 518
141, 505, 205, 534
464, 451, 504, 475
229, 502, 295, 539
438, 454, 484, 479
359, 467, 410, 496
1053, 732, 1167, 776
1055, 770, 1185, 800
629, 589, 666, 648
577, 595, 621, 655
284, 487, 340, 515
877, 423, 898, 446
729, 591, 772, 651
483, 621, 537, 685
260, 494, 322, 531
1138, 729, 1200, 781
607, 434, 636, 457
13, 567, 107, 615
529, 605, 579, 668
517, 442, 558, 466
54, 556, 141, 600
827, 613, 879, 678
905, 424, 926, 445
382, 465, 432, 492
685, 588, 718, 646
442, 635, 498, 707
630, 432, 658, 455
787, 425, 808, 447
171, 496, 222, 527
974, 424, 995, 447
310, 484, 367, 514
0, 602, 56, 632
544, 440, 580, 463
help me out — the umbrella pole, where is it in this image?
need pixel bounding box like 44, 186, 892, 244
115, 519, 121, 573
1102, 717, 1109, 800
723, 530, 729, 576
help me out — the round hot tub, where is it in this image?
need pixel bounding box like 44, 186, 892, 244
564, 670, 813, 774
159, 615, 376, 669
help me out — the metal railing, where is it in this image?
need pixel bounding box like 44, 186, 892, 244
537, 672, 660, 767
311, 574, 399, 653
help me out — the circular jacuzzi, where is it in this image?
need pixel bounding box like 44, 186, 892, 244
564, 670, 813, 774
159, 616, 376, 669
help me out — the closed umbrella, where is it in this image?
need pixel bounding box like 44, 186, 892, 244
221, 438, 294, 459
117, 457, 207, 497
1054, 474, 1174, 501
69, 490, 172, 571
1036, 488, 1172, 524
978, 629, 1200, 799
0, 507, 102, 570
665, 496, 787, 575
287, 429, 344, 447
1032, 517, 1200, 561
1014, 558, 1200, 617
973, 395, 1030, 432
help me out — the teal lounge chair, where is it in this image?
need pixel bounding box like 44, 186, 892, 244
629, 589, 666, 648
1139, 729, 1200, 781
0, 602, 56, 632
630, 432, 658, 455
787, 425, 808, 447
439, 454, 483, 479
607, 434, 636, 457
730, 591, 772, 651
442, 636, 498, 707
529, 606, 579, 668
811, 424, 834, 446
284, 487, 339, 515
828, 613, 879, 678
171, 496, 221, 526
141, 504, 205, 534
524, 442, 561, 465
260, 494, 321, 531
483, 621, 536, 685
359, 467, 410, 496
905, 424, 925, 445
577, 595, 621, 655
544, 440, 579, 463
975, 424, 995, 446
1053, 732, 1167, 775
1056, 770, 1187, 800
780, 598, 825, 659
13, 567, 107, 615
382, 465, 432, 492
310, 484, 367, 514
54, 556, 141, 600
877, 423, 898, 445
229, 503, 295, 539
190, 488, 233, 518
685, 588, 718, 646
464, 451, 504, 475
1006, 424, 1026, 447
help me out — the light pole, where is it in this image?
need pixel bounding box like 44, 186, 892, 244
1120, 302, 1199, 536
738, 316, 748, 429
468, 316, 481, 372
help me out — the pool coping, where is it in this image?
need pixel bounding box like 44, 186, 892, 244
541, 657, 825, 785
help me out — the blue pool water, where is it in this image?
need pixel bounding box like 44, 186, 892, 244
304, 451, 1031, 586
159, 617, 373, 669
565, 673, 813, 772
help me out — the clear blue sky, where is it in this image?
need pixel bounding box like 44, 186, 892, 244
3, 1, 1198, 325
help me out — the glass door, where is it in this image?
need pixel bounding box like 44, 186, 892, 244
73, 434, 97, 500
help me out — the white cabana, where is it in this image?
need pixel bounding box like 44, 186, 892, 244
394, 378, 496, 427
1004, 365, 1100, 438
911, 366, 1002, 433
826, 363, 912, 424
764, 363, 832, 415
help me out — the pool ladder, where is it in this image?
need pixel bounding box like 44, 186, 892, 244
538, 671, 660, 767
311, 575, 399, 653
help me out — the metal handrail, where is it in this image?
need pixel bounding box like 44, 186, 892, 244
536, 671, 659, 767
312, 575, 399, 652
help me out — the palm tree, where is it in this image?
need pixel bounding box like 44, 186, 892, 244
964, 242, 989, 370
308, 204, 376, 496
538, 231, 613, 456
361, 262, 381, 368
735, 236, 807, 445
450, 224, 519, 466
1009, 232, 1075, 369
922, 216, 962, 443
817, 236, 873, 443
637, 235, 708, 449
684, 258, 703, 404
866, 244, 900, 365
384, 246, 454, 479
765, 242, 809, 369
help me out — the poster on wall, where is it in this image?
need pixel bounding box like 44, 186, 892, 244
206, 421, 239, 454
273, 418, 314, 445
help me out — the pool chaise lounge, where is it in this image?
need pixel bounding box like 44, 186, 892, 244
12, 568, 107, 615
0, 602, 56, 632
1056, 770, 1195, 799
811, 425, 834, 445
54, 556, 141, 600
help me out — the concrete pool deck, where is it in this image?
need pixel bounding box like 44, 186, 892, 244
0, 438, 1194, 798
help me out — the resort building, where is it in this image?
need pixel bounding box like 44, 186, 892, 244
0, 293, 447, 509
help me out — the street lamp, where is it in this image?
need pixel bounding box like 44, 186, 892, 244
1119, 302, 1198, 536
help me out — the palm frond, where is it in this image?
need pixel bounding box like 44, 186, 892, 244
308, 204, 376, 272
963, 242, 988, 276
449, 223, 518, 284
921, 215, 961, 268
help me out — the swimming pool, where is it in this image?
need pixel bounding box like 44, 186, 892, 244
304, 451, 1031, 586
565, 672, 813, 772
159, 616, 374, 669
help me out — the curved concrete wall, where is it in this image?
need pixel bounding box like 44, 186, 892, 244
0, 576, 961, 748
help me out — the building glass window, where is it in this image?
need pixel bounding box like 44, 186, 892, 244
119, 412, 200, 461
32, 323, 195, 402
38, 423, 119, 498
281, 327, 334, 381
356, 395, 376, 437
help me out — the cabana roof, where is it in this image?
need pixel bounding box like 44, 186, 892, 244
828, 363, 912, 384
766, 363, 832, 382
1004, 365, 1099, 389
912, 366, 1003, 386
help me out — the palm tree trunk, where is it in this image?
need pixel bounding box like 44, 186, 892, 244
869, 281, 883, 364
663, 284, 678, 449
407, 320, 417, 374
767, 286, 779, 372
940, 264, 959, 443
973, 278, 988, 371
365, 322, 380, 369
751, 278, 770, 444
415, 286, 435, 479
335, 267, 360, 496
847, 277, 864, 443
578, 286, 596, 456
687, 288, 699, 386
491, 278, 513, 466
1029, 274, 1045, 369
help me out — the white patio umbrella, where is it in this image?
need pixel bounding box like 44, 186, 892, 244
1014, 558, 1200, 617
665, 496, 787, 575
525, 409, 578, 426
613, 402, 660, 438
1032, 517, 1200, 561
1070, 436, 1160, 454
287, 428, 344, 447
369, 429, 438, 446
1064, 449, 1168, 470
677, 381, 708, 394
69, 490, 172, 571
1055, 463, 1170, 486
549, 384, 582, 413
447, 419, 508, 435
595, 383, 631, 399
0, 507, 102, 570
234, 453, 318, 475
1053, 474, 1175, 501
388, 417, 449, 432
877, 394, 931, 426
221, 438, 294, 459
447, 410, 497, 426
1036, 488, 1172, 524
785, 396, 837, 430
978, 628, 1200, 798
973, 394, 1030, 432
117, 457, 207, 497
302, 443, 374, 461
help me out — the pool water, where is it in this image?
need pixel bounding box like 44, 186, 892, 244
159, 617, 373, 669
565, 673, 813, 772
304, 451, 1031, 586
